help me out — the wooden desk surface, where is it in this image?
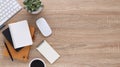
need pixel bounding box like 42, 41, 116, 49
1, 0, 120, 67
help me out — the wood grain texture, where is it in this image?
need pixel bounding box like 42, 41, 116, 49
1, 0, 120, 67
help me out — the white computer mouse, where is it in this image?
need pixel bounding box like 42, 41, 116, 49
36, 17, 52, 37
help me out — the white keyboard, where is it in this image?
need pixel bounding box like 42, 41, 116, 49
0, 0, 22, 27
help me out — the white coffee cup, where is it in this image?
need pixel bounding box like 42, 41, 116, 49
29, 58, 46, 67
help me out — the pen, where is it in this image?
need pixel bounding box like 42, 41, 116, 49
4, 42, 13, 61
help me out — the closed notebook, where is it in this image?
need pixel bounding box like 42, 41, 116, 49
3, 26, 35, 62
37, 40, 60, 64
2, 28, 23, 51
8, 20, 33, 49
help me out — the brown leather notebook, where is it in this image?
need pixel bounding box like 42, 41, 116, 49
3, 26, 35, 62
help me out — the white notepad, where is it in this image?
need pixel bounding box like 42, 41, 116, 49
37, 40, 60, 64
8, 20, 33, 49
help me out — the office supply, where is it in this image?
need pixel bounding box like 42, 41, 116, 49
2, 28, 23, 51
37, 40, 60, 64
0, 0, 22, 27
29, 58, 46, 67
8, 20, 33, 49
36, 17, 52, 37
3, 26, 35, 62
4, 42, 13, 61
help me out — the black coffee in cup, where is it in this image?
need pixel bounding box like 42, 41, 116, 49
30, 59, 45, 67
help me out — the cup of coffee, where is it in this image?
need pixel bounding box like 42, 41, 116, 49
29, 58, 46, 67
